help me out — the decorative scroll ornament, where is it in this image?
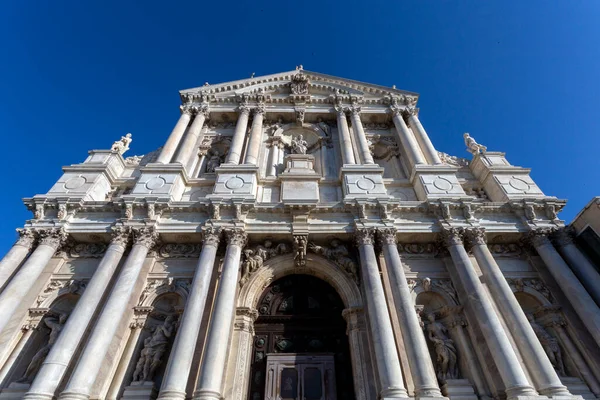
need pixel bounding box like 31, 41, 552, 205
369, 135, 400, 161
438, 151, 469, 167
290, 72, 309, 95
241, 241, 291, 286
111, 133, 132, 155
15, 229, 35, 250
463, 132, 486, 155
545, 204, 559, 220
308, 240, 359, 284
132, 227, 159, 248
37, 228, 68, 249
69, 243, 107, 258
293, 235, 308, 267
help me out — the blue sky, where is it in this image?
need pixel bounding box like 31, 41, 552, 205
0, 1, 598, 255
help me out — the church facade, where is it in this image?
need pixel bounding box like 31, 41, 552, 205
0, 68, 599, 400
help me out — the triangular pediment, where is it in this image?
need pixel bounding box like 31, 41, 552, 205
179, 69, 419, 106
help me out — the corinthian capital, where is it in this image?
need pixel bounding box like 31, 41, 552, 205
524, 228, 555, 248
440, 227, 464, 247
402, 107, 419, 118
354, 228, 375, 246
552, 227, 575, 247
389, 104, 403, 117
464, 228, 487, 248
225, 228, 247, 247
350, 105, 361, 116
37, 228, 68, 249
253, 105, 266, 116
132, 227, 159, 248
334, 105, 348, 116
376, 228, 398, 247
111, 226, 132, 248
238, 104, 251, 115
180, 104, 195, 115
15, 229, 36, 250
203, 226, 222, 247
197, 104, 210, 118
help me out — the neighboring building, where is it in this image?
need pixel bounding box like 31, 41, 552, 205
0, 68, 598, 400
570, 197, 600, 269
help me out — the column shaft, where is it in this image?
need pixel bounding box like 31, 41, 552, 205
466, 229, 569, 396
158, 229, 221, 400
336, 108, 356, 165
0, 231, 35, 291
243, 108, 265, 165
442, 229, 537, 399
225, 107, 251, 165
157, 109, 193, 164
266, 141, 278, 178
193, 229, 246, 400
378, 229, 442, 398
406, 112, 442, 165
59, 228, 157, 400
174, 107, 208, 168
355, 229, 408, 399
391, 109, 426, 166
25, 230, 130, 400
0, 229, 65, 335
530, 233, 600, 348
349, 108, 375, 164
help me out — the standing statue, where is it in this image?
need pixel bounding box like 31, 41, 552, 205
293, 235, 308, 267
527, 314, 566, 376
463, 133, 486, 155
291, 134, 308, 154
132, 315, 176, 382
111, 133, 133, 155
17, 313, 68, 383
308, 240, 357, 282
425, 313, 459, 382
205, 149, 222, 173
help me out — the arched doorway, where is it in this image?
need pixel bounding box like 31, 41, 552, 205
248, 275, 355, 400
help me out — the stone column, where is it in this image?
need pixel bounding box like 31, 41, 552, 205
335, 106, 356, 165
157, 105, 193, 164
193, 229, 246, 400
0, 229, 35, 290
243, 106, 266, 165
404, 108, 442, 165
342, 307, 374, 400
377, 229, 443, 398
390, 105, 426, 166
553, 228, 600, 306
174, 105, 209, 168
355, 228, 408, 399
266, 138, 280, 178
0, 228, 67, 336
24, 227, 132, 400
441, 228, 538, 399
528, 229, 600, 348
157, 228, 221, 400
229, 308, 258, 400
464, 228, 570, 397
58, 227, 158, 400
225, 106, 251, 165
349, 106, 375, 165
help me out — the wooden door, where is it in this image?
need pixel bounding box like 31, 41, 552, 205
265, 354, 336, 400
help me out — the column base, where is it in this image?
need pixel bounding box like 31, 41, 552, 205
192, 389, 222, 400
380, 386, 409, 399
537, 384, 577, 398
22, 390, 55, 400
0, 382, 30, 400
156, 389, 187, 400
506, 384, 547, 400
122, 381, 158, 400
57, 391, 91, 400
560, 377, 594, 400
415, 386, 446, 399
441, 379, 478, 400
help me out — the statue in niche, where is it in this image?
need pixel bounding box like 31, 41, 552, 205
132, 315, 177, 382
205, 149, 222, 173
308, 240, 358, 282
241, 241, 290, 285
463, 132, 486, 155
291, 134, 308, 154
527, 314, 566, 376
425, 313, 459, 382
111, 133, 132, 155
17, 313, 68, 383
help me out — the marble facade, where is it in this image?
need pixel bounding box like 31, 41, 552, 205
0, 68, 598, 400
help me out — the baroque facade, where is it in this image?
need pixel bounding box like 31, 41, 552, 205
0, 68, 599, 400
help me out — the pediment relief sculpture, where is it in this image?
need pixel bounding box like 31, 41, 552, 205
240, 241, 292, 286
308, 240, 359, 285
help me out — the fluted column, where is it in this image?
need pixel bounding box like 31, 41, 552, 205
553, 228, 600, 306
528, 229, 600, 348
390, 105, 426, 166
377, 228, 443, 398
174, 105, 209, 168
349, 106, 375, 165
243, 106, 265, 165
24, 227, 132, 400
442, 228, 538, 399
225, 106, 251, 165
157, 105, 193, 164
464, 228, 570, 397
230, 308, 259, 400
354, 228, 408, 399
157, 228, 221, 400
193, 229, 247, 400
59, 227, 158, 400
335, 106, 356, 165
0, 229, 35, 290
342, 307, 374, 400
404, 108, 442, 165
0, 228, 67, 335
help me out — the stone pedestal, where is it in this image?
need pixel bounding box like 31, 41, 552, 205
441, 379, 478, 400
122, 381, 158, 400
130, 163, 186, 200
209, 164, 258, 200
560, 378, 595, 400
340, 165, 388, 199
279, 154, 320, 205
411, 165, 466, 200
0, 382, 31, 399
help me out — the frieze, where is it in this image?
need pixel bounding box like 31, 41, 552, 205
487, 243, 523, 257
397, 243, 438, 257
68, 243, 107, 258
158, 243, 203, 258
506, 278, 554, 303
